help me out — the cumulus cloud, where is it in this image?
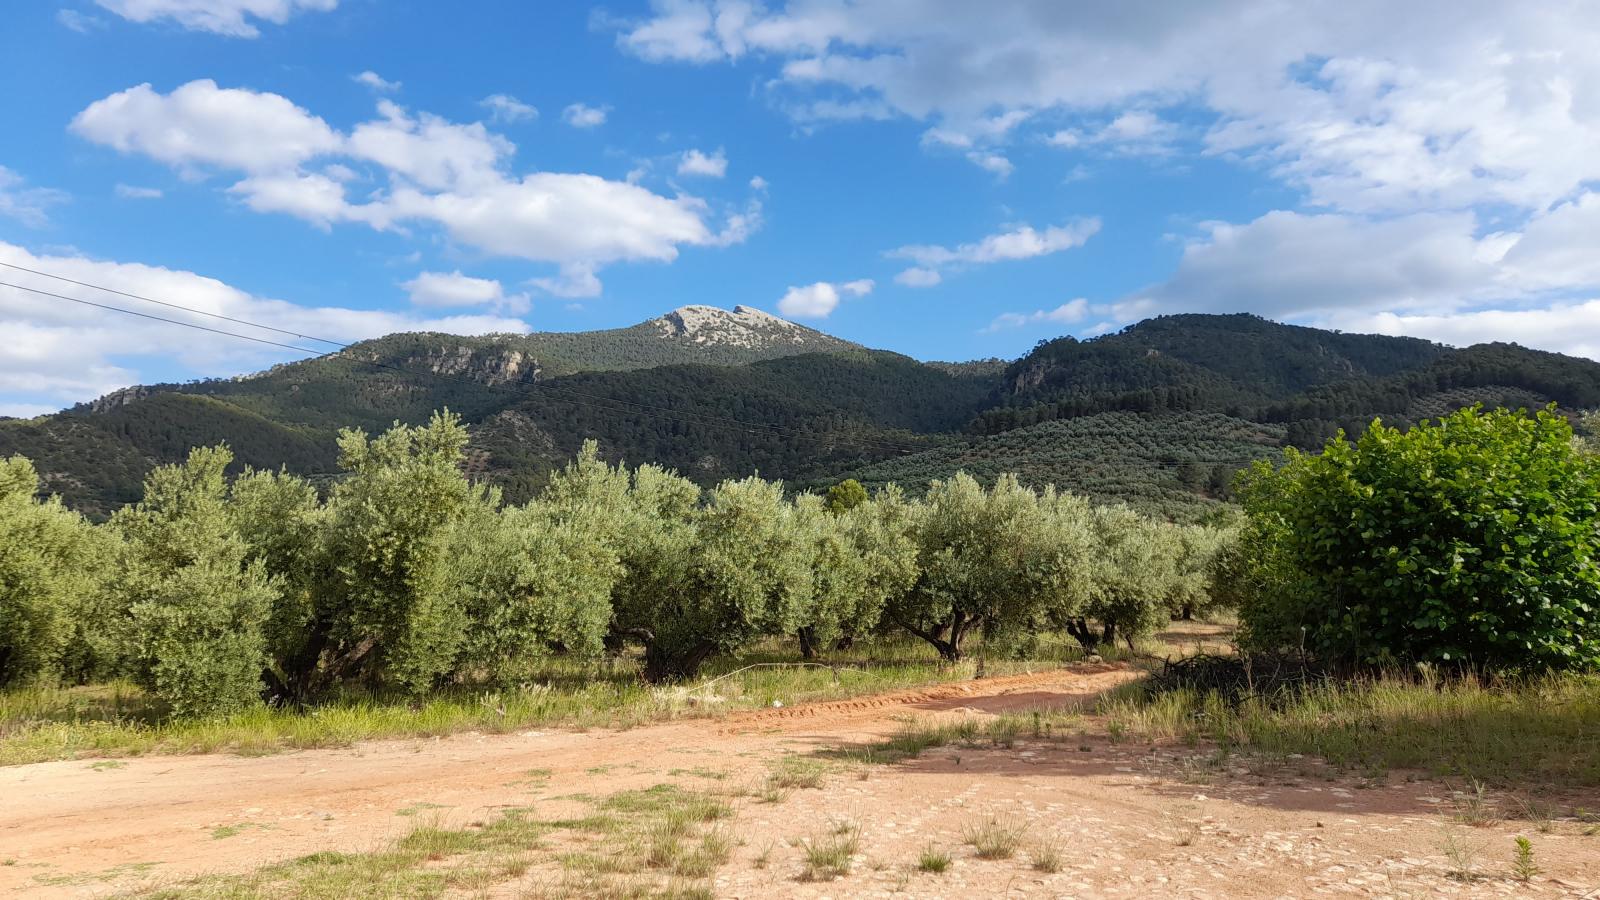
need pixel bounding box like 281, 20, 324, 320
1331, 303, 1600, 362
94, 0, 337, 37
0, 241, 530, 413
402, 270, 530, 313
480, 94, 537, 123
562, 102, 609, 128
1107, 199, 1600, 356
888, 219, 1101, 284
776, 278, 873, 318
677, 148, 728, 178
981, 299, 1092, 333
71, 80, 755, 296
353, 70, 400, 92
346, 100, 510, 191
71, 80, 341, 174
613, 2, 1600, 212
0, 167, 68, 227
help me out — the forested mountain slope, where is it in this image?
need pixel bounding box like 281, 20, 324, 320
844, 412, 1286, 520
3, 309, 1597, 518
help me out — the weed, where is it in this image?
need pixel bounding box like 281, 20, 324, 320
798, 821, 860, 881
916, 844, 950, 874
767, 756, 831, 789
1440, 825, 1482, 881
1511, 836, 1540, 881
1030, 836, 1063, 873
1454, 779, 1500, 827
962, 816, 1025, 860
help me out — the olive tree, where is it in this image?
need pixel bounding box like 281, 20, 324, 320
445, 496, 619, 681
1069, 505, 1174, 650
888, 473, 1062, 661
791, 493, 871, 659
228, 468, 328, 701
111, 446, 275, 718
319, 411, 478, 694
652, 475, 813, 681
0, 456, 103, 687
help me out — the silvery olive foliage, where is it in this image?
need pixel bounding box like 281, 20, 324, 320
3, 410, 1253, 713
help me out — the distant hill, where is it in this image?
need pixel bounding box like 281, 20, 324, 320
842, 412, 1286, 521
3, 309, 1597, 518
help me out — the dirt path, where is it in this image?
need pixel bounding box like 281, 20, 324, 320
3, 663, 1596, 897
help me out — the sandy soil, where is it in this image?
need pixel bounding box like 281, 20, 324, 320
2, 662, 1596, 898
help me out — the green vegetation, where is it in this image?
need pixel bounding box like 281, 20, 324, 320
2, 402, 1227, 748
138, 783, 735, 899
848, 412, 1285, 520
1228, 406, 1600, 671
1100, 672, 1600, 789
8, 312, 1599, 522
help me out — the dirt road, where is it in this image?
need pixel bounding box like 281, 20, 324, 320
3, 663, 1596, 897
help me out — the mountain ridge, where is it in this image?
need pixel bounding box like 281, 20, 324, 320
5, 309, 1598, 518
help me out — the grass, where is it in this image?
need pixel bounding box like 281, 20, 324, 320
916, 844, 950, 873
1029, 836, 1063, 872
1097, 671, 1600, 790
797, 821, 860, 882
0, 636, 1104, 767
766, 756, 832, 789
139, 783, 738, 899
962, 816, 1026, 860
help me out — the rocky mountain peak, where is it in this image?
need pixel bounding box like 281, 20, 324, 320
652, 304, 820, 349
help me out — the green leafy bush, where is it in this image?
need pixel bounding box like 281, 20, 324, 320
1235, 406, 1600, 671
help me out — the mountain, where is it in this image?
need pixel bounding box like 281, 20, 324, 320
4, 309, 1598, 519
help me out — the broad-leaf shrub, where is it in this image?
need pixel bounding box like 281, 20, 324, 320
1234, 406, 1600, 671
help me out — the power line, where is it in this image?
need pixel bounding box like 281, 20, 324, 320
0, 272, 926, 454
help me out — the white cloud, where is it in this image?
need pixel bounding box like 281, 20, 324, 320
0, 167, 67, 227
776, 278, 873, 319
528, 263, 603, 299
888, 220, 1101, 284
614, 2, 1600, 215
94, 0, 337, 37
562, 102, 609, 128
1332, 303, 1600, 361
1048, 111, 1179, 157
1123, 211, 1498, 321
0, 241, 530, 412
982, 299, 1091, 333
1109, 199, 1600, 354
353, 70, 400, 92
748, 175, 768, 190
114, 184, 163, 199
347, 100, 510, 191
71, 80, 341, 173
402, 270, 530, 313
677, 148, 728, 178
893, 267, 941, 288
72, 81, 755, 296
965, 152, 1013, 178
57, 9, 106, 32
480, 94, 537, 123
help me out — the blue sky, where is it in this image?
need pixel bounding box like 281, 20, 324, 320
2, 1, 1599, 416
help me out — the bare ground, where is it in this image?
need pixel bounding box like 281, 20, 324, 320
3, 662, 1597, 898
